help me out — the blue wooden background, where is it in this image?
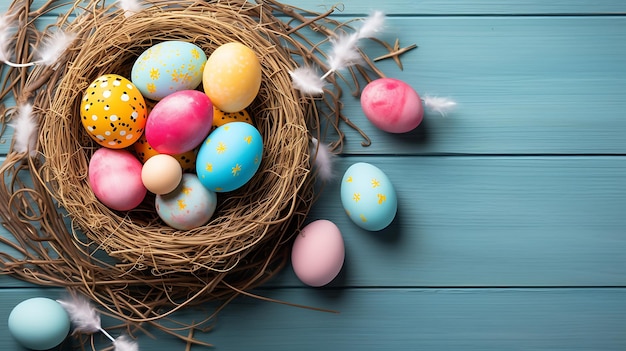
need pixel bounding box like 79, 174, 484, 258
1, 0, 626, 350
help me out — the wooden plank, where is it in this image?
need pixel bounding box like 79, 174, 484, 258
0, 287, 624, 350
2, 16, 625, 155
19, 0, 626, 15
1, 156, 625, 288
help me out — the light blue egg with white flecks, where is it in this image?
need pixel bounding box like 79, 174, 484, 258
196, 122, 263, 192
340, 162, 398, 231
131, 41, 207, 100
156, 173, 217, 230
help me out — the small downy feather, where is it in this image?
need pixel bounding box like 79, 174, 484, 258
0, 14, 13, 64
8, 104, 38, 156
117, 0, 142, 17
36, 29, 76, 68
289, 67, 325, 95
327, 33, 362, 73
114, 335, 139, 351
356, 10, 386, 39
57, 295, 103, 334
423, 96, 457, 116
310, 137, 334, 181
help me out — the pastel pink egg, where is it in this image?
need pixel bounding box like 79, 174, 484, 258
88, 148, 147, 211
145, 90, 213, 154
360, 78, 424, 133
291, 219, 345, 287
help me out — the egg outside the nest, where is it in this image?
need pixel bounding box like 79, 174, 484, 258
291, 220, 345, 287
340, 162, 398, 231
360, 77, 424, 133
155, 173, 218, 230
8, 297, 71, 350
195, 122, 263, 192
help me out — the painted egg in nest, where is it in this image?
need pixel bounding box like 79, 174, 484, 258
211, 106, 254, 131
133, 134, 197, 173
80, 74, 147, 149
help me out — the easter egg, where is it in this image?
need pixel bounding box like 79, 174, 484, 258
196, 122, 262, 192
203, 42, 262, 112
360, 78, 423, 133
145, 90, 213, 155
80, 74, 147, 148
211, 106, 253, 131
340, 162, 398, 231
133, 133, 197, 172
156, 173, 217, 230
141, 154, 183, 195
8, 297, 70, 350
291, 220, 345, 287
131, 41, 207, 100
88, 148, 147, 211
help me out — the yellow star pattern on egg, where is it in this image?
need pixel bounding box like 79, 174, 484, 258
147, 83, 157, 94
216, 142, 227, 154
150, 68, 160, 80
182, 187, 192, 195
346, 176, 353, 183
205, 163, 213, 172
244, 136, 252, 144
232, 164, 242, 176
360, 214, 367, 222
224, 125, 230, 131
191, 48, 200, 59
353, 193, 361, 202
371, 178, 381, 188
177, 199, 186, 210
377, 193, 387, 205
205, 138, 211, 145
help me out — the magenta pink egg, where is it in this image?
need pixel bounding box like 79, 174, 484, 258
145, 90, 213, 154
291, 219, 345, 287
360, 78, 424, 133
88, 148, 147, 211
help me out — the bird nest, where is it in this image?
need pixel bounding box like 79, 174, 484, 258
0, 0, 406, 345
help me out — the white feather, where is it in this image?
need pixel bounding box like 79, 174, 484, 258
310, 137, 335, 181
423, 96, 457, 116
36, 29, 76, 68
57, 295, 103, 334
289, 66, 325, 95
117, 0, 142, 17
0, 14, 14, 64
356, 10, 386, 39
8, 104, 38, 155
114, 335, 139, 351
327, 33, 362, 73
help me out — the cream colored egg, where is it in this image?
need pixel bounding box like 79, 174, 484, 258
141, 154, 183, 195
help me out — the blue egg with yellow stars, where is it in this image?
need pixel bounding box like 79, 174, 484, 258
131, 41, 207, 100
340, 162, 398, 231
196, 122, 263, 192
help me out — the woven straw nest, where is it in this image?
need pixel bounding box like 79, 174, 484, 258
0, 0, 400, 344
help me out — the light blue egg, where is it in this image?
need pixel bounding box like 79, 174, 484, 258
131, 41, 207, 100
156, 173, 218, 230
8, 297, 70, 350
340, 162, 398, 231
196, 122, 263, 192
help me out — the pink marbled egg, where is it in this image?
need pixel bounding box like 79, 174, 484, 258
360, 78, 424, 133
88, 148, 147, 211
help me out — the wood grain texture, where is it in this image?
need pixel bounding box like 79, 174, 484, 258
0, 288, 625, 350
1, 1, 625, 350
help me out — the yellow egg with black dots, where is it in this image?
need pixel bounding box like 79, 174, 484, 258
211, 106, 254, 131
133, 134, 197, 173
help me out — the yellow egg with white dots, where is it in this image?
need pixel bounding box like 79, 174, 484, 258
80, 74, 147, 149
